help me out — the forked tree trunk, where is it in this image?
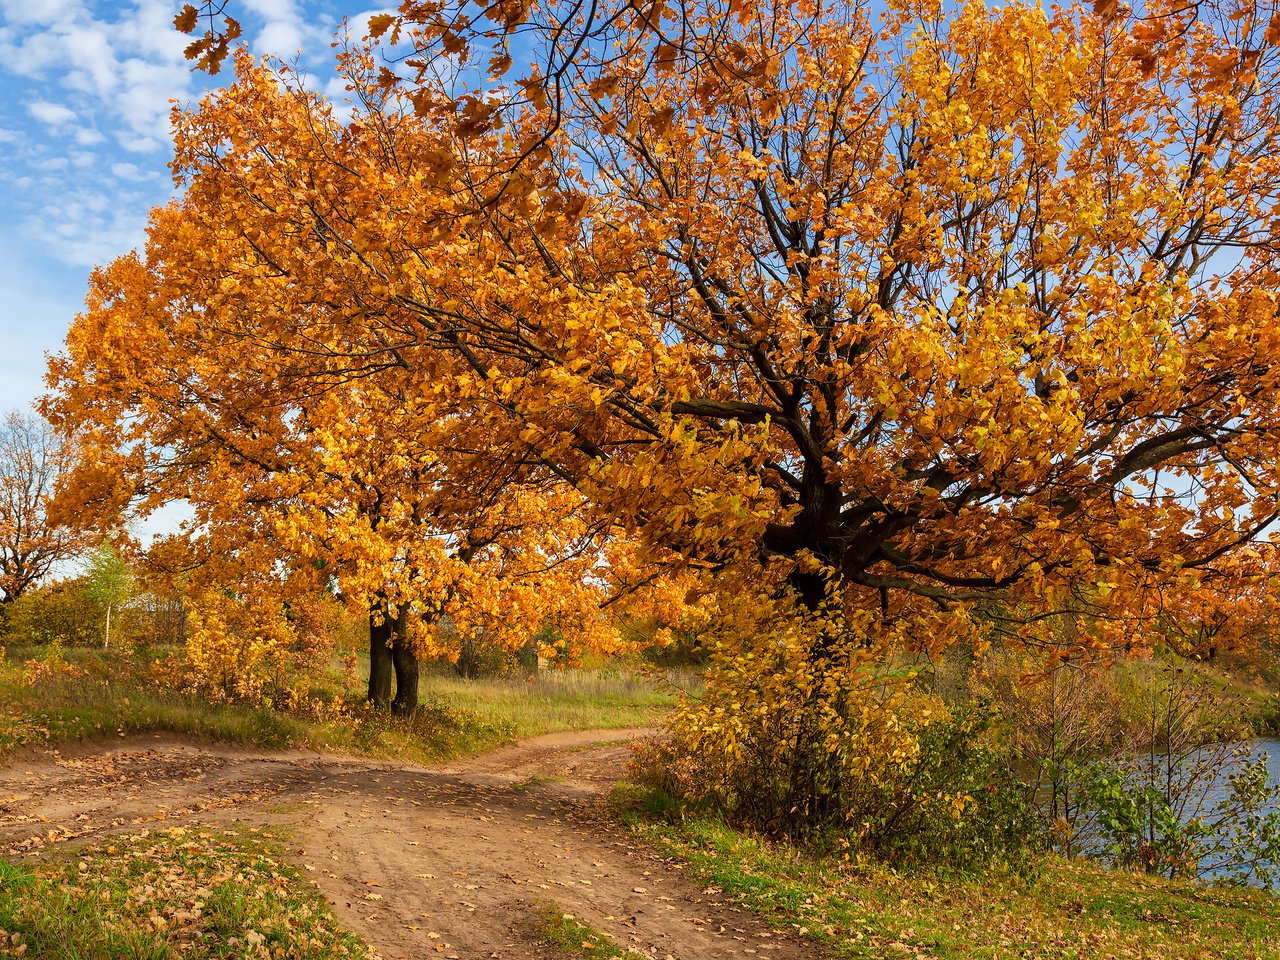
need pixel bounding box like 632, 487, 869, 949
368, 598, 419, 715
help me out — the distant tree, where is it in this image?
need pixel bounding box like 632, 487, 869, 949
0, 411, 82, 606
83, 542, 137, 648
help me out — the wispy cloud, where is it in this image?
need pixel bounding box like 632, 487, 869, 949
0, 0, 359, 414
0, 1, 193, 149
0, 0, 345, 267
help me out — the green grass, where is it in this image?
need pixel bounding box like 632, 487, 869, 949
0, 826, 371, 959
622, 799, 1280, 959
0, 644, 679, 764
531, 902, 632, 958
0, 646, 312, 753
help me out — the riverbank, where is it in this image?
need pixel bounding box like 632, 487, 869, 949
627, 811, 1280, 958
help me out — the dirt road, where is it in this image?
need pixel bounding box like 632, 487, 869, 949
0, 731, 815, 960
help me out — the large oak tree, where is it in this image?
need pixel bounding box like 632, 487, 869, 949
50, 0, 1280, 704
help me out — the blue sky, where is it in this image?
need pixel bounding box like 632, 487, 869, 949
0, 0, 382, 414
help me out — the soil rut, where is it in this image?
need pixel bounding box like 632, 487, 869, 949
0, 731, 815, 960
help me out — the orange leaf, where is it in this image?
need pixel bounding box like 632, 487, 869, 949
367, 14, 396, 39
173, 4, 198, 34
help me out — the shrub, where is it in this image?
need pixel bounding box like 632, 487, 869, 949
651, 620, 1042, 874
972, 650, 1130, 856
177, 589, 344, 706
1, 579, 101, 647
854, 705, 1044, 871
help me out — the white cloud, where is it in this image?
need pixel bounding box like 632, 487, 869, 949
110, 160, 155, 181
0, 0, 352, 276
27, 100, 77, 128
0, 0, 85, 29
245, 0, 318, 56
260, 19, 305, 55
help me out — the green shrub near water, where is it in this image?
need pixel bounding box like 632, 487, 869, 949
851, 706, 1043, 873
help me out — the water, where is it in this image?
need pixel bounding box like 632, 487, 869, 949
1072, 738, 1280, 888
1165, 737, 1280, 888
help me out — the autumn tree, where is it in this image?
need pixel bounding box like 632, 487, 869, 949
130, 0, 1280, 636
48, 209, 690, 711
0, 410, 83, 607
49, 0, 1280, 814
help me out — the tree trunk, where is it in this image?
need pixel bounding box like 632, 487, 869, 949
368, 605, 393, 709
788, 566, 832, 611
783, 564, 848, 835
455, 633, 479, 679
390, 607, 419, 717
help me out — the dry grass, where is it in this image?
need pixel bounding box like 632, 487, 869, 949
0, 645, 683, 763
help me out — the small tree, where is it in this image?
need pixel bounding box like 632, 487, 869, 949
974, 647, 1130, 856
83, 543, 136, 648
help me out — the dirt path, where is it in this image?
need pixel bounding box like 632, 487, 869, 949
0, 731, 814, 960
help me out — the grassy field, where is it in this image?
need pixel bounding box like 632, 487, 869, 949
419, 666, 683, 734
0, 826, 372, 959
621, 809, 1280, 959
0, 644, 680, 764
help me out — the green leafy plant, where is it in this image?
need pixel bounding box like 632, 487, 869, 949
1084, 747, 1280, 885
82, 542, 137, 649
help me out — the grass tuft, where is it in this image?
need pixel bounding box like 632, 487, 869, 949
531, 902, 633, 958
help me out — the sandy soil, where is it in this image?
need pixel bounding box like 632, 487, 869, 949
0, 730, 817, 960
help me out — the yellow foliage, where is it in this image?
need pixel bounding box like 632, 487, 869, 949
649, 582, 946, 835
181, 590, 309, 705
